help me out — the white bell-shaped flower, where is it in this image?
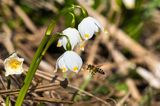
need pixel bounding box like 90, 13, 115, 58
78, 17, 103, 40
4, 53, 24, 76
56, 51, 83, 73
57, 28, 81, 50
122, 0, 135, 9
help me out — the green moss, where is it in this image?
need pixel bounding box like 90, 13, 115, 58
115, 83, 128, 92
94, 85, 110, 95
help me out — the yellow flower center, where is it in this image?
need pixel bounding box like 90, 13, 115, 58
8, 58, 21, 69
61, 67, 67, 72
80, 44, 84, 51
73, 66, 78, 72
84, 34, 90, 39
57, 41, 61, 47
104, 29, 108, 35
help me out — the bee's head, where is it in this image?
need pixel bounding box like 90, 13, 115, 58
87, 64, 93, 70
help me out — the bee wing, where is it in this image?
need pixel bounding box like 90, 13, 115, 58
82, 63, 89, 69
95, 64, 104, 68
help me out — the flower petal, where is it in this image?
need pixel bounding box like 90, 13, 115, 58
57, 38, 63, 47
61, 28, 81, 50
63, 51, 82, 73
78, 17, 103, 40
56, 54, 68, 72
56, 51, 83, 73
122, 0, 135, 9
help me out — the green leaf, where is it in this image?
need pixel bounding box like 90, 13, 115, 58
140, 87, 153, 106
94, 85, 110, 95
115, 83, 128, 92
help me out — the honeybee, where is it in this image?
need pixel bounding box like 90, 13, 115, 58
85, 64, 105, 77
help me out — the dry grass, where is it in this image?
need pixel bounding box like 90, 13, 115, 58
0, 0, 160, 106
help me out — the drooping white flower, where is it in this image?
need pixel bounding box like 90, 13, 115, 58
122, 0, 135, 9
57, 28, 81, 50
78, 17, 103, 40
4, 53, 24, 76
56, 51, 83, 73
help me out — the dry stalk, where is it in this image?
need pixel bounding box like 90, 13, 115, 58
116, 92, 130, 106
32, 97, 74, 104
126, 78, 141, 102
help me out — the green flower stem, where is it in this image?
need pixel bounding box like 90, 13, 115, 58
6, 96, 11, 106
68, 12, 76, 27
63, 72, 67, 78
41, 34, 61, 56
57, 33, 72, 50
61, 5, 88, 19
73, 5, 88, 17
15, 21, 56, 106
6, 76, 11, 106
79, 75, 92, 91
73, 74, 92, 101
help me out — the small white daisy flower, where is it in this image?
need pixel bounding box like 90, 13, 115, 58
122, 0, 135, 9
57, 28, 81, 50
56, 51, 83, 73
4, 53, 24, 76
78, 17, 103, 40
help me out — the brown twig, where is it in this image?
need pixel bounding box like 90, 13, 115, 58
32, 97, 74, 104
0, 83, 59, 95
116, 92, 130, 106
1, 24, 15, 54
69, 85, 111, 106
126, 78, 141, 102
